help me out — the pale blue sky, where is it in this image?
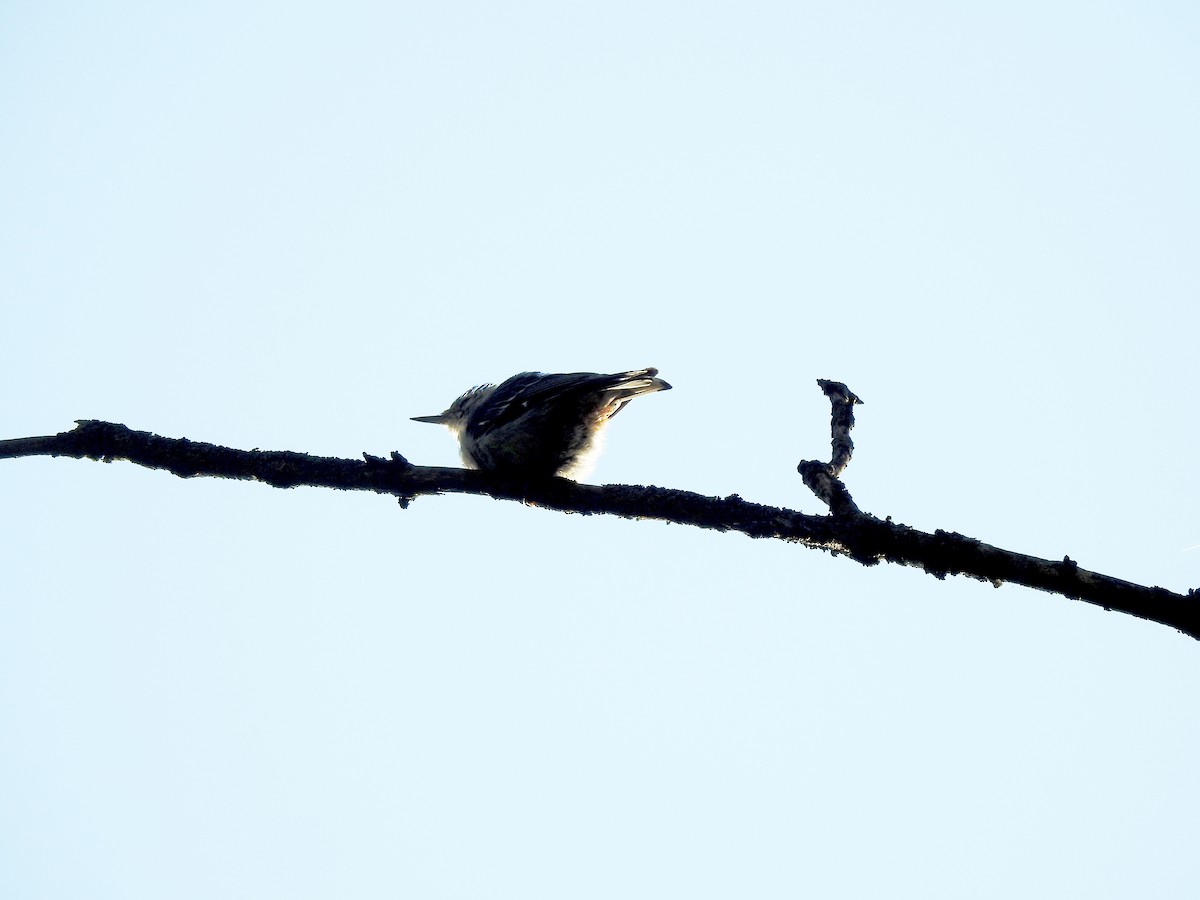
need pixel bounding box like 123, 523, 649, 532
2, 2, 1199, 898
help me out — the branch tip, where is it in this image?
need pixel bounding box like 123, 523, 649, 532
816, 379, 863, 406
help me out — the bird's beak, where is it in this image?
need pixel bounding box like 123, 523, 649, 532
411, 414, 450, 425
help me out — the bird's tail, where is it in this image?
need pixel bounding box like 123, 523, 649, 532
609, 367, 672, 397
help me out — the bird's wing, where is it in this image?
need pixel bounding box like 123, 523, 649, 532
466, 371, 632, 436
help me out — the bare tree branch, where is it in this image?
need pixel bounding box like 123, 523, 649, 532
797, 378, 863, 516
4, 383, 1198, 641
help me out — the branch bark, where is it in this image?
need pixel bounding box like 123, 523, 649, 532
3, 397, 1198, 641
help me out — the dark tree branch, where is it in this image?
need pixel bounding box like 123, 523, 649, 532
797, 379, 863, 517
4, 391, 1198, 641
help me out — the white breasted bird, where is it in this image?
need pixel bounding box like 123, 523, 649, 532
412, 367, 671, 480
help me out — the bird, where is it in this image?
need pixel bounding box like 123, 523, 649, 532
412, 367, 671, 480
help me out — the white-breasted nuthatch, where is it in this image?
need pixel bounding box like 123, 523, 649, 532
412, 367, 671, 479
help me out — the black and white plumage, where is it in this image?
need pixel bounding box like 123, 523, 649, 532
412, 368, 671, 479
